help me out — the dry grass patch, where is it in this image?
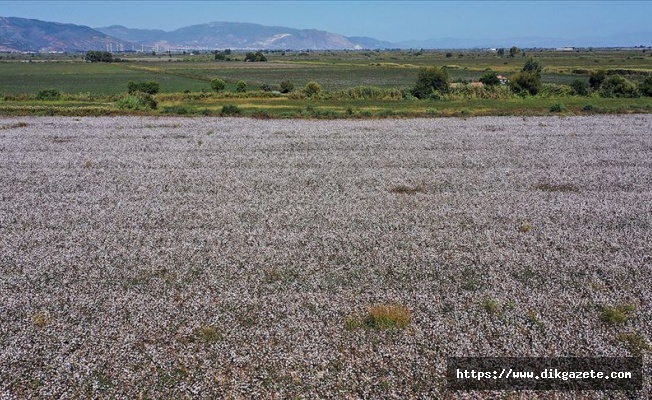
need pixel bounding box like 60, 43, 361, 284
519, 222, 533, 233
599, 304, 636, 325
388, 184, 425, 195
0, 122, 29, 130
617, 332, 651, 356
196, 325, 222, 343
346, 304, 412, 331
482, 298, 501, 315
32, 312, 50, 328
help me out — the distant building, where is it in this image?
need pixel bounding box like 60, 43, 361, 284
497, 75, 509, 85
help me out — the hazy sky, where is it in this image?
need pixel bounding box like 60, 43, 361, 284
2, 1, 651, 42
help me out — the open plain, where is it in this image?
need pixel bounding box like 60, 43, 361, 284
0, 115, 651, 398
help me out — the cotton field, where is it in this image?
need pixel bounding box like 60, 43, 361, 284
0, 115, 650, 398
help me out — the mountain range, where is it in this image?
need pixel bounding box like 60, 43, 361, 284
0, 16, 649, 53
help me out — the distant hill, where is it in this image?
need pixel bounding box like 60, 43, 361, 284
1, 16, 650, 53
98, 22, 378, 51
0, 16, 131, 52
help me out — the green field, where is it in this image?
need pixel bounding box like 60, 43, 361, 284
1, 49, 651, 117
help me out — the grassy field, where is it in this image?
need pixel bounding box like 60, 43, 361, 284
1, 49, 651, 117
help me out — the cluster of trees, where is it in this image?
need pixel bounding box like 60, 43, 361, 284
84, 51, 115, 63
583, 69, 652, 98
244, 51, 267, 62
411, 58, 652, 99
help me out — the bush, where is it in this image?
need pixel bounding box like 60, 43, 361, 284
479, 71, 500, 86
127, 81, 160, 95
510, 71, 541, 95
640, 76, 652, 97
549, 103, 567, 113
221, 104, 241, 116
571, 79, 589, 96
84, 51, 114, 63
244, 51, 267, 62
570, 79, 590, 96
304, 81, 322, 97
582, 104, 596, 112
540, 83, 574, 97
210, 78, 226, 92
589, 69, 607, 90
36, 89, 61, 100
235, 80, 247, 93
412, 66, 449, 99
260, 83, 272, 92
117, 93, 157, 110
279, 80, 294, 93
522, 58, 543, 75
599, 75, 639, 98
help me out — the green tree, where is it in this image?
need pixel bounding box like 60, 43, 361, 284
235, 80, 247, 93
85, 51, 114, 63
304, 81, 322, 97
412, 66, 449, 99
244, 51, 267, 62
589, 69, 607, 90
214, 52, 226, 61
279, 80, 294, 93
509, 59, 543, 95
210, 78, 226, 92
497, 48, 505, 57
509, 46, 519, 57
640, 76, 652, 97
479, 71, 500, 86
570, 79, 589, 96
509, 72, 541, 95
522, 58, 543, 75
599, 75, 639, 98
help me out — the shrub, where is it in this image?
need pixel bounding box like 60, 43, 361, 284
84, 50, 114, 63
210, 78, 226, 92
522, 58, 543, 75
510, 59, 543, 95
640, 76, 652, 97
549, 103, 567, 113
116, 93, 157, 110
412, 66, 449, 99
279, 80, 294, 93
589, 69, 607, 90
36, 89, 61, 100
260, 83, 272, 92
510, 71, 541, 95
221, 104, 240, 116
599, 75, 639, 98
582, 104, 596, 112
540, 83, 574, 97
127, 81, 160, 95
304, 81, 322, 97
162, 106, 189, 115
570, 79, 590, 96
244, 51, 267, 62
479, 71, 500, 86
235, 80, 247, 93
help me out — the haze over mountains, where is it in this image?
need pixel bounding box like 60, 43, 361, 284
0, 16, 649, 53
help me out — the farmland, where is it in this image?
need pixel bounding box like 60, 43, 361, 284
1, 49, 651, 117
1, 115, 650, 397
